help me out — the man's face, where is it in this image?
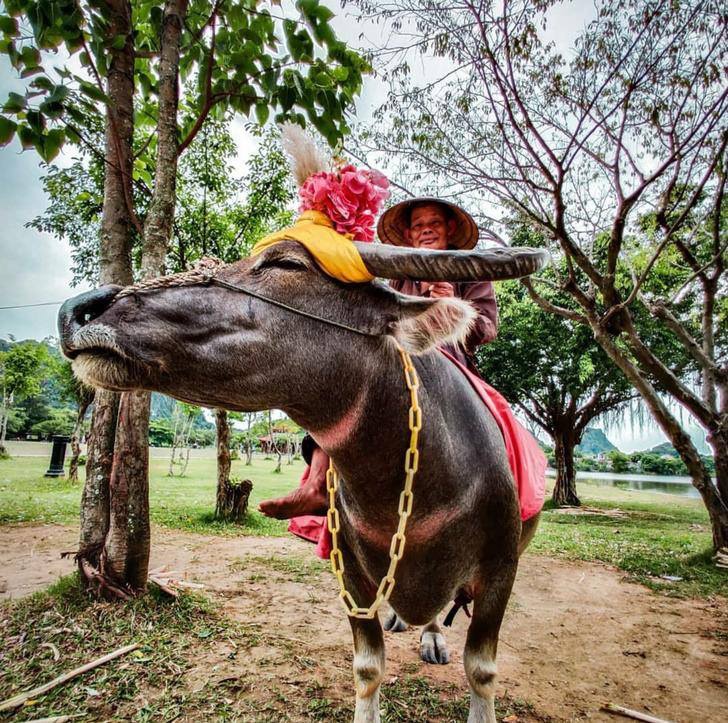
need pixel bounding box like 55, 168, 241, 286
404, 204, 455, 250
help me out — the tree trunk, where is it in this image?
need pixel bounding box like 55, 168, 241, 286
103, 392, 151, 591
591, 318, 728, 549
552, 426, 580, 507
672, 427, 728, 550
244, 413, 254, 465
705, 429, 728, 550
98, 6, 136, 287
215, 409, 231, 517
167, 404, 190, 477
179, 445, 191, 477
266, 410, 283, 473
78, 389, 119, 574
0, 395, 9, 456
78, 0, 135, 589
180, 412, 194, 475
215, 478, 253, 522
68, 393, 92, 483
100, 0, 188, 595
142, 0, 187, 265
168, 408, 180, 476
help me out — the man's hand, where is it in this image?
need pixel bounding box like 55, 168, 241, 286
426, 282, 455, 299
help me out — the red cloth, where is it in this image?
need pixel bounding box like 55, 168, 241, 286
289, 350, 546, 559
439, 349, 546, 521
287, 467, 332, 558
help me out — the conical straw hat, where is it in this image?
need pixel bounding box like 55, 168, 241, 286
377, 197, 479, 250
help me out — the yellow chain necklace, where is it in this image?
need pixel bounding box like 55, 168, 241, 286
326, 345, 421, 619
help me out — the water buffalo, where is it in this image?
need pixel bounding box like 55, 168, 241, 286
58, 240, 547, 723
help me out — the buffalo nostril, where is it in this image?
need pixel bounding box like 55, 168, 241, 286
58, 285, 122, 356
68, 285, 122, 325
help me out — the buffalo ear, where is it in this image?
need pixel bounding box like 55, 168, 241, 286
390, 295, 477, 355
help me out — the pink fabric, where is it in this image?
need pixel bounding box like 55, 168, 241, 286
287, 467, 332, 558
289, 351, 546, 559
439, 349, 546, 521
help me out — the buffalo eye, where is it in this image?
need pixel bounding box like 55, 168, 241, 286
256, 257, 309, 273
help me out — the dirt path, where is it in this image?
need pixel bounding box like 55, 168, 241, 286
1, 523, 726, 722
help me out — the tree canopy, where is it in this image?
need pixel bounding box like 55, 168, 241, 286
29, 120, 294, 284
353, 0, 728, 548
0, 339, 53, 452
1, 0, 367, 161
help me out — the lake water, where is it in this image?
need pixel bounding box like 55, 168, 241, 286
546, 469, 702, 499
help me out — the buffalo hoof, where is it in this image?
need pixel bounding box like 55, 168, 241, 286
383, 611, 408, 633
420, 631, 450, 665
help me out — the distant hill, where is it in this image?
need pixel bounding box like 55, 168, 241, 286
150, 392, 213, 429
151, 393, 175, 420
646, 442, 679, 457
577, 427, 617, 455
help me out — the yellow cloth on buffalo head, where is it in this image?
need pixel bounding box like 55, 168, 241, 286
251, 210, 374, 284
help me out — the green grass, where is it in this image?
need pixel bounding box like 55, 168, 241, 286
230, 553, 329, 583
0, 452, 725, 598
0, 573, 263, 722
2, 570, 543, 722
532, 481, 726, 598
0, 453, 303, 536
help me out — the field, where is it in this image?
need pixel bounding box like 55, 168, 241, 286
0, 444, 298, 536
0, 443, 723, 597
0, 444, 726, 722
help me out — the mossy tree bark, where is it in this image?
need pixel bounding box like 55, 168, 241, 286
101, 0, 189, 593
78, 0, 135, 587
215, 409, 232, 518
552, 424, 581, 507
68, 391, 93, 483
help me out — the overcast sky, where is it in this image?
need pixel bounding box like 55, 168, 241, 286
0, 0, 388, 343
0, 1, 709, 454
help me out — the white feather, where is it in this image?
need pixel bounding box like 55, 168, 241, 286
280, 122, 330, 186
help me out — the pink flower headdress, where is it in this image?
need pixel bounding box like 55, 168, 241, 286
281, 124, 389, 242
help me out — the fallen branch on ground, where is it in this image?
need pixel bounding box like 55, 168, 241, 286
148, 566, 205, 598
601, 703, 674, 723
0, 643, 140, 713
16, 716, 79, 722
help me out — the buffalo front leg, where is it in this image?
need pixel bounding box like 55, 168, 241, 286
463, 563, 518, 723
349, 615, 385, 723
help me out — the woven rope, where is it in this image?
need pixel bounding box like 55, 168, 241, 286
113, 258, 225, 301
108, 256, 379, 337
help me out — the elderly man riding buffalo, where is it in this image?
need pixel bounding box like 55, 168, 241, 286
58, 126, 547, 723
259, 194, 544, 563
259, 196, 499, 523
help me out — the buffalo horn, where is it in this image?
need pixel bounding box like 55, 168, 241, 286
354, 243, 549, 282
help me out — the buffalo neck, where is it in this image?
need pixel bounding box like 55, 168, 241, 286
282, 337, 413, 499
